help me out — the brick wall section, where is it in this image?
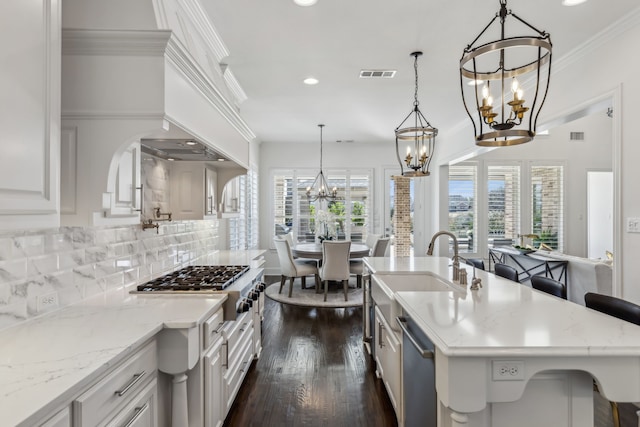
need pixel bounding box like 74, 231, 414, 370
393, 176, 412, 256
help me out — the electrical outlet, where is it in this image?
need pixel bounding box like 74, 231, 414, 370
492, 360, 525, 381
627, 217, 640, 233
36, 292, 59, 313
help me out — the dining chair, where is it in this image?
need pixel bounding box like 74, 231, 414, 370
365, 233, 382, 251
465, 258, 485, 271
319, 240, 352, 302
273, 238, 320, 297
584, 292, 640, 427
530, 275, 567, 299
494, 263, 519, 282
350, 237, 390, 288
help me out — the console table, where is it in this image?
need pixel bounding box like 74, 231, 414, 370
488, 247, 568, 285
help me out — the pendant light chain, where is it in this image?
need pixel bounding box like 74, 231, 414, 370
413, 54, 419, 108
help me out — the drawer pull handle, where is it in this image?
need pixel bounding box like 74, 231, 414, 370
223, 342, 229, 368
123, 403, 148, 427
213, 322, 224, 334
240, 360, 249, 373
115, 371, 146, 397
239, 322, 249, 332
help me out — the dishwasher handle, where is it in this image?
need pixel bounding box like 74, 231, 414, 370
396, 316, 434, 359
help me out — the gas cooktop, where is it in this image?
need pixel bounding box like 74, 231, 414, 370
136, 265, 250, 292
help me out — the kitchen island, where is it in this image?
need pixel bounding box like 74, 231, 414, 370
365, 256, 640, 427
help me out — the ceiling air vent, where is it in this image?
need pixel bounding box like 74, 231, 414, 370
359, 70, 396, 78
569, 131, 585, 141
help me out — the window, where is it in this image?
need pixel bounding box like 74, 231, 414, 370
272, 169, 372, 245
531, 165, 563, 251
448, 163, 477, 253
487, 164, 521, 246
447, 161, 564, 255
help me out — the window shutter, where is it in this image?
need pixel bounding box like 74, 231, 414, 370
487, 165, 521, 246
448, 164, 477, 253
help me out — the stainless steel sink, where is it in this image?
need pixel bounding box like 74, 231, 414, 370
371, 273, 465, 331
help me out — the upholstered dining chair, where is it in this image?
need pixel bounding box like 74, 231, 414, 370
273, 238, 320, 297
350, 237, 390, 288
584, 292, 640, 427
465, 258, 485, 271
365, 233, 382, 251
530, 276, 567, 299
494, 263, 519, 282
319, 240, 352, 302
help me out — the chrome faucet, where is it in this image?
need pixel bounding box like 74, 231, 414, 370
427, 231, 461, 281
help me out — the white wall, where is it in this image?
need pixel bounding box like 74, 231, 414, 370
433, 10, 640, 302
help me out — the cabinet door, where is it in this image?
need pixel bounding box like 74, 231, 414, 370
204, 338, 225, 427
205, 166, 217, 216
374, 306, 401, 417
105, 142, 142, 217
0, 0, 61, 230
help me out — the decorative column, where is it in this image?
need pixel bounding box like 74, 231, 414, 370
393, 176, 412, 256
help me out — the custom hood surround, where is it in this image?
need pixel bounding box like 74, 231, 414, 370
61, 0, 255, 227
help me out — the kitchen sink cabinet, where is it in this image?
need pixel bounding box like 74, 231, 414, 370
373, 305, 402, 424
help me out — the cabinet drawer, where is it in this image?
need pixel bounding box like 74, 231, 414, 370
224, 334, 254, 411
74, 341, 157, 426
105, 379, 157, 427
222, 311, 252, 358
203, 308, 225, 350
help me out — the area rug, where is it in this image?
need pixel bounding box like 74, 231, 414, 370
264, 278, 363, 308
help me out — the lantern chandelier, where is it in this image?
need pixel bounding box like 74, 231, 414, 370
395, 51, 438, 177
306, 124, 338, 202
459, 0, 552, 146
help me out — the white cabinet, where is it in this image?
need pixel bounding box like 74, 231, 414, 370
222, 310, 254, 413
374, 305, 402, 423
73, 341, 158, 426
106, 142, 143, 218
204, 337, 225, 427
0, 0, 61, 231
40, 408, 71, 427
167, 161, 218, 220
220, 176, 241, 217
205, 166, 218, 216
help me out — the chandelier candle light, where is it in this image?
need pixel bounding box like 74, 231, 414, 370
395, 51, 438, 177
307, 124, 338, 201
459, 0, 552, 146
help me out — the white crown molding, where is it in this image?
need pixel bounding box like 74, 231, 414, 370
552, 6, 640, 75
165, 36, 256, 142
222, 66, 248, 105
176, 0, 230, 62
61, 111, 166, 121
62, 29, 171, 56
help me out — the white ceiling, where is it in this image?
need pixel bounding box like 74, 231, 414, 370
202, 0, 639, 146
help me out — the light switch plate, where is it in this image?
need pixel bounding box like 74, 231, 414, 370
627, 217, 640, 233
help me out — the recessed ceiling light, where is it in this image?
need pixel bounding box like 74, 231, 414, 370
303, 77, 319, 85
294, 0, 317, 6
185, 140, 197, 146
562, 0, 587, 5
167, 158, 175, 161
217, 158, 226, 162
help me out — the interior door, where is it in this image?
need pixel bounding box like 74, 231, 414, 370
587, 170, 613, 259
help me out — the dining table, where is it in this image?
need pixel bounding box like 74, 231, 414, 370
291, 242, 370, 260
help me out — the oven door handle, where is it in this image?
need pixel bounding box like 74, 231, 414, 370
396, 316, 434, 359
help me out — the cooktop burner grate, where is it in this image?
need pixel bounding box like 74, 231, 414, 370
136, 265, 250, 292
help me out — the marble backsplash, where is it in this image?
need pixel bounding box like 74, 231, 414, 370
0, 220, 219, 330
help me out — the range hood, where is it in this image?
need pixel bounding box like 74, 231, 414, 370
141, 138, 230, 163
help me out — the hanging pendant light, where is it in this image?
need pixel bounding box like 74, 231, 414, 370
306, 124, 337, 202
395, 51, 438, 177
459, 0, 552, 146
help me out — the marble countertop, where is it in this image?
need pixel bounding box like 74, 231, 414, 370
0, 287, 228, 426
209, 249, 266, 266
366, 256, 640, 357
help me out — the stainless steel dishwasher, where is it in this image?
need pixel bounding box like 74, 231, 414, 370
397, 315, 437, 427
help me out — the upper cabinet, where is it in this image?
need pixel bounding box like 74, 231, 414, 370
0, 0, 61, 231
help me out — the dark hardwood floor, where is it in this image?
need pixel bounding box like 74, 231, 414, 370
223, 292, 397, 427
224, 280, 638, 427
